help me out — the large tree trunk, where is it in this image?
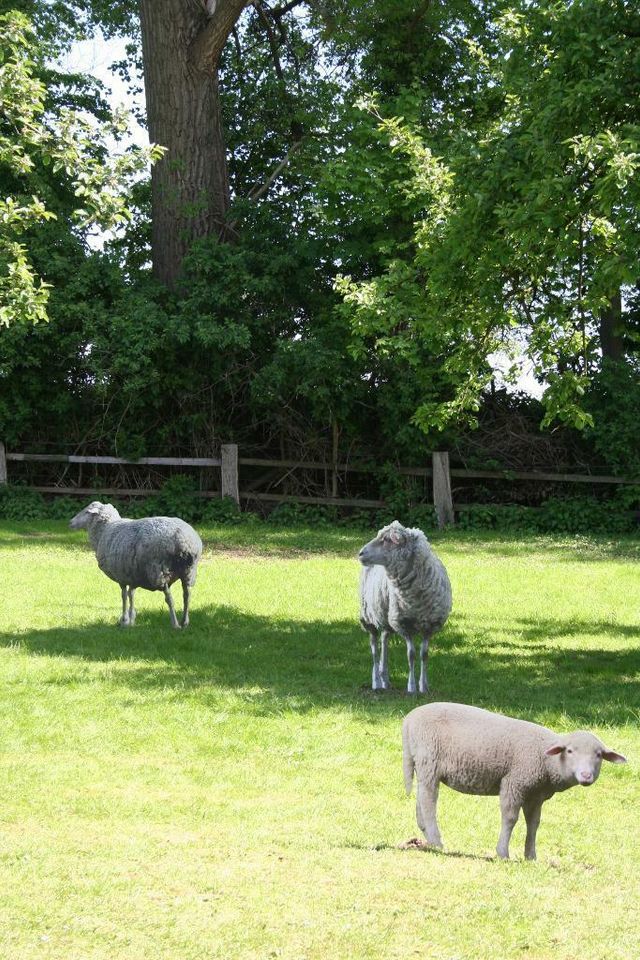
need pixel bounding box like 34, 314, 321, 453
139, 0, 247, 288
599, 290, 624, 363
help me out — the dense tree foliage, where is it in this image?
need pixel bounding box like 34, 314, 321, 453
340, 0, 640, 433
0, 11, 162, 326
0, 0, 639, 483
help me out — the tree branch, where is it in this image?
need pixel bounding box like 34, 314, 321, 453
252, 0, 285, 80
231, 25, 243, 75
190, 0, 251, 74
246, 137, 304, 201
223, 137, 304, 238
271, 0, 305, 17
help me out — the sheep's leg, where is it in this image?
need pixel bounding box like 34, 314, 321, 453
522, 797, 543, 861
416, 779, 442, 848
163, 585, 181, 629
378, 629, 390, 689
404, 636, 417, 694
127, 587, 136, 626
418, 633, 431, 694
181, 579, 191, 628
368, 630, 383, 690
497, 784, 521, 859
119, 585, 130, 627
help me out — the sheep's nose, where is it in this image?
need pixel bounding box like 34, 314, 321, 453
578, 771, 594, 784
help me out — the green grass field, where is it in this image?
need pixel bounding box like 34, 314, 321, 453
1, 520, 638, 960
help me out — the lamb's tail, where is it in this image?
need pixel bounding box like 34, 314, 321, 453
402, 718, 415, 795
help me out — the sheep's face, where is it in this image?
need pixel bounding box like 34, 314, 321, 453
358, 520, 410, 567
69, 501, 120, 530
545, 732, 626, 786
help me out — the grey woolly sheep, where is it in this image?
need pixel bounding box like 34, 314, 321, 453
402, 701, 627, 860
358, 520, 452, 694
70, 501, 203, 629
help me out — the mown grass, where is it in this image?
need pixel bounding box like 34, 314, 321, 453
1, 520, 638, 960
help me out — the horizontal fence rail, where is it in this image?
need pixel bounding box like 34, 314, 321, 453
241, 492, 385, 508
6, 453, 222, 467
0, 441, 637, 528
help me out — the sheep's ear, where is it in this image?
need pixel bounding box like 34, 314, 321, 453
602, 749, 627, 764
545, 744, 565, 756
388, 522, 405, 545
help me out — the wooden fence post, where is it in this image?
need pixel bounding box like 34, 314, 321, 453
221, 444, 239, 504
0, 441, 7, 485
432, 451, 454, 528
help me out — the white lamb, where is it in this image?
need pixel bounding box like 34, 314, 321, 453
358, 520, 452, 694
403, 701, 627, 860
70, 501, 203, 629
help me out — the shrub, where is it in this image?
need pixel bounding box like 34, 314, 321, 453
119, 498, 151, 519
536, 495, 634, 535
266, 502, 338, 527
457, 505, 500, 530
264, 500, 433, 530
201, 496, 250, 525
585, 362, 640, 477
405, 504, 439, 531
0, 485, 47, 520
340, 508, 375, 529
142, 475, 204, 522
456, 491, 639, 535
47, 496, 84, 520
0, 478, 637, 535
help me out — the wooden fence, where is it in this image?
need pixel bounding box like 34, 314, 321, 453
0, 441, 637, 528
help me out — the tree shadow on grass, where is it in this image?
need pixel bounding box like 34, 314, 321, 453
0, 605, 638, 727
0, 522, 366, 558
441, 533, 640, 563
2, 522, 640, 562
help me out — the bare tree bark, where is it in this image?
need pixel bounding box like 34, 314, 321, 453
139, 0, 248, 288
599, 289, 624, 363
